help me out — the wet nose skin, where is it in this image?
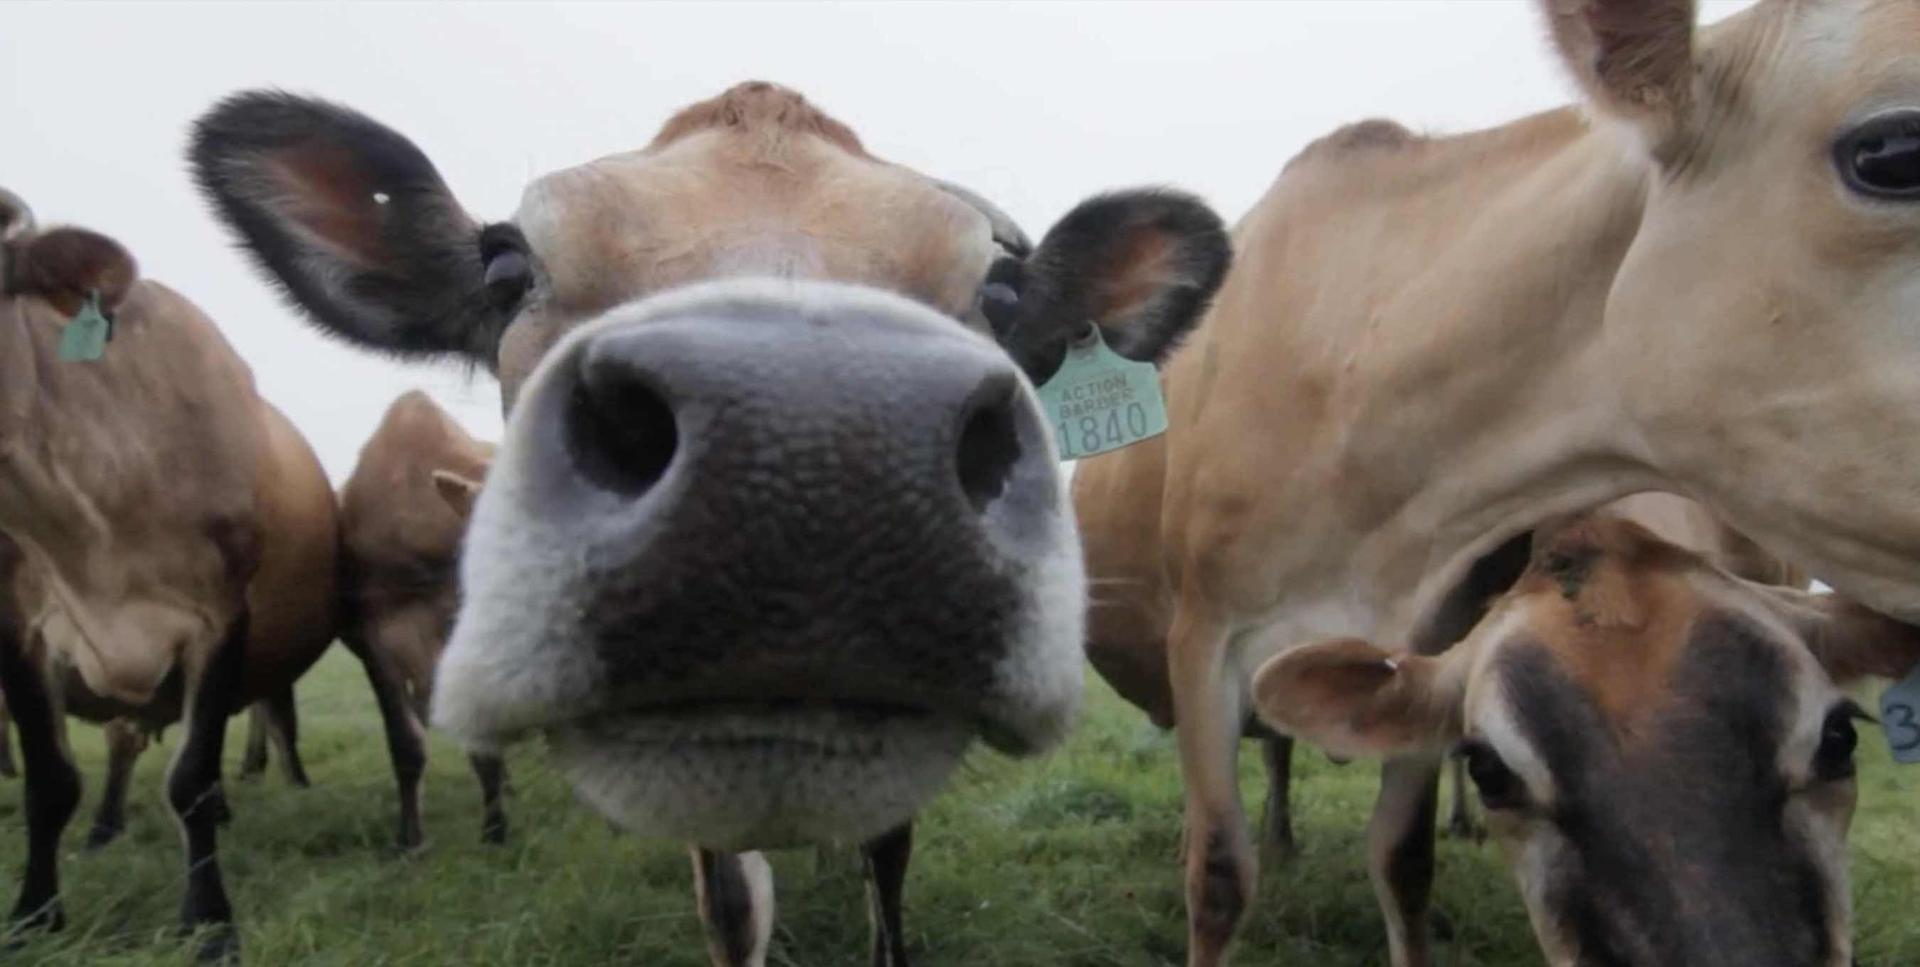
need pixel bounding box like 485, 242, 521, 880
514, 286, 1062, 720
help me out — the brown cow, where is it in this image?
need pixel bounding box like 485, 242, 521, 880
0, 189, 338, 959
337, 389, 503, 849
1074, 1, 1920, 964
190, 82, 1229, 965
1252, 515, 1919, 967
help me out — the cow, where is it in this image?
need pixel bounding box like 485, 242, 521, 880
1071, 1, 1920, 964
0, 188, 339, 959
1089, 491, 1812, 854
1251, 514, 1920, 967
189, 81, 1230, 965
336, 389, 504, 849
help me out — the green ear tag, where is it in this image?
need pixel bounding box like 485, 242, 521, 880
57, 291, 111, 363
1035, 326, 1170, 460
1880, 665, 1920, 764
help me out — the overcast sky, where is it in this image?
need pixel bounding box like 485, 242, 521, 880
5, 1, 1753, 482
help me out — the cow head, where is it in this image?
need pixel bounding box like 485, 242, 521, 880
1538, 0, 1920, 619
191, 83, 1229, 848
1253, 516, 1920, 967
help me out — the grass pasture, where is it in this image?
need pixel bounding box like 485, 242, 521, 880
2, 649, 1917, 966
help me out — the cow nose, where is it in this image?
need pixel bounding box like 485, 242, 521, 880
566, 346, 680, 499
560, 302, 1031, 518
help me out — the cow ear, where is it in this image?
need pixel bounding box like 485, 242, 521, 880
8, 228, 138, 315
190, 90, 527, 366
1251, 638, 1466, 760
0, 188, 34, 243
431, 468, 484, 520
1800, 595, 1920, 685
992, 189, 1229, 383
1537, 0, 1698, 157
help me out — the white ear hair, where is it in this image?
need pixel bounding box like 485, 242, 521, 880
431, 468, 484, 518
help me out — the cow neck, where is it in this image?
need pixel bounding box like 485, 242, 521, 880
1288, 116, 1675, 650
0, 299, 44, 457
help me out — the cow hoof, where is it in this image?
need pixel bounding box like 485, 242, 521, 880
1431, 908, 1457, 942
480, 818, 508, 846
84, 821, 125, 850
7, 899, 65, 941
1258, 838, 1300, 869
190, 924, 239, 964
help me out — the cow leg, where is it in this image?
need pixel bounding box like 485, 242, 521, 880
1368, 756, 1442, 967
85, 720, 150, 849
691, 848, 774, 967
1168, 608, 1252, 967
1443, 757, 1482, 842
238, 704, 269, 780
1258, 735, 1297, 865
863, 822, 912, 967
257, 685, 309, 788
167, 610, 246, 962
348, 640, 427, 851
0, 629, 81, 935
0, 701, 17, 779
469, 752, 508, 845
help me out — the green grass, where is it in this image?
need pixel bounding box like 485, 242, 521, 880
2, 650, 1917, 965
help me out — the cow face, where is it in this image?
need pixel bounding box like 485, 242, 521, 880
1536, 0, 1920, 620
191, 83, 1229, 848
1253, 516, 1920, 967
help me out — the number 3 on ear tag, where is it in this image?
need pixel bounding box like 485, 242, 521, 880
1880, 664, 1920, 764
1035, 326, 1170, 461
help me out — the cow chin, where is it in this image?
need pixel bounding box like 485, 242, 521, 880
548, 705, 973, 848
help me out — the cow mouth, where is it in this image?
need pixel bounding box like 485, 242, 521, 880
550, 698, 948, 754
542, 698, 977, 849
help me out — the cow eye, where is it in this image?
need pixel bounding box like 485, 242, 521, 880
1459, 738, 1526, 811
978, 255, 1024, 339
1837, 111, 1920, 199
479, 223, 533, 311
1813, 703, 1861, 783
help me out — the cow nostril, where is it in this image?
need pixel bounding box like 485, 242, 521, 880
955, 377, 1022, 512
566, 365, 678, 497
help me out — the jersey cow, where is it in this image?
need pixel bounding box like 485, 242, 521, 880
337, 390, 503, 849
0, 190, 338, 959
190, 82, 1229, 964
1074, 1, 1920, 964
1254, 514, 1919, 967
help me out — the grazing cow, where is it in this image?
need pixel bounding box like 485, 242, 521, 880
1252, 514, 1920, 967
337, 389, 504, 849
1089, 491, 1811, 852
0, 190, 338, 959
1073, 1, 1920, 963
190, 82, 1229, 965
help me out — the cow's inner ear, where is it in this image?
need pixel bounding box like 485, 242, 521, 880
190, 90, 509, 366
997, 189, 1230, 383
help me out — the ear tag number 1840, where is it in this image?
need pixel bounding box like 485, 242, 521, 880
1035, 326, 1169, 460
1880, 664, 1920, 764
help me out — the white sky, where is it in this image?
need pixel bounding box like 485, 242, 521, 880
4, 1, 1752, 483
